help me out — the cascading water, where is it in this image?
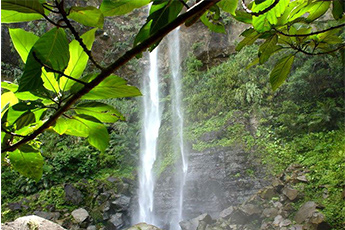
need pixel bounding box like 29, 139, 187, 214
168, 28, 188, 230
138, 46, 161, 226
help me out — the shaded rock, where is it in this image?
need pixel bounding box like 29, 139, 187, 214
127, 223, 161, 230
111, 195, 131, 211
282, 186, 298, 201
316, 222, 332, 230
229, 210, 249, 225
279, 219, 291, 227
310, 212, 325, 224
180, 214, 213, 230
262, 208, 278, 218
1, 215, 66, 230
8, 202, 22, 211
33, 211, 60, 221
71, 208, 89, 223
259, 187, 277, 200
107, 176, 120, 184
64, 184, 84, 205
272, 215, 283, 227
107, 213, 124, 230
219, 206, 234, 219
87, 226, 97, 230
296, 175, 308, 183
240, 204, 261, 216
294, 201, 317, 224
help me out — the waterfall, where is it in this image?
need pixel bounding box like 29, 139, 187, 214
138, 46, 161, 226
169, 28, 188, 230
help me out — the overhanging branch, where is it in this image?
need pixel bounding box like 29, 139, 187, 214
2, 0, 221, 153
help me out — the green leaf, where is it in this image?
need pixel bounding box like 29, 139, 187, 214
62, 118, 89, 137
81, 75, 142, 100
18, 28, 69, 92
53, 117, 68, 135
75, 102, 125, 123
305, 1, 331, 22
1, 91, 19, 112
2, 0, 45, 14
61, 28, 97, 91
270, 54, 295, 91
8, 146, 44, 182
33, 28, 70, 73
332, 0, 344, 20
1, 81, 19, 92
134, 0, 183, 50
68, 6, 104, 28
258, 34, 278, 64
236, 29, 260, 51
218, 0, 238, 15
233, 10, 252, 23
200, 10, 226, 33
9, 28, 39, 63
5, 101, 44, 125
78, 115, 109, 153
15, 111, 36, 129
1, 10, 43, 23
100, 0, 150, 16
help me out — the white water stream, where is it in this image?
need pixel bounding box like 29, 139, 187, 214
138, 46, 161, 226
169, 28, 188, 230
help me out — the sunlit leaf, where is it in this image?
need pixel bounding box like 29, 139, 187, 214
100, 0, 150, 16
9, 28, 39, 63
8, 146, 44, 182
2, 0, 45, 14
68, 6, 104, 28
270, 54, 295, 90
218, 0, 238, 15
1, 10, 43, 23
75, 102, 125, 123
53, 117, 68, 135
1, 91, 19, 113
305, 1, 331, 22
61, 28, 97, 91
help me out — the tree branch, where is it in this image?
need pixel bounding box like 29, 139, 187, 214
2, 0, 221, 153
241, 0, 280, 16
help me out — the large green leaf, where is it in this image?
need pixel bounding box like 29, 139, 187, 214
18, 28, 69, 92
8, 146, 44, 182
68, 6, 104, 28
81, 75, 142, 100
100, 0, 150, 16
5, 101, 44, 125
61, 29, 97, 91
270, 54, 295, 91
258, 34, 278, 64
200, 9, 226, 34
332, 0, 344, 20
236, 29, 260, 51
1, 10, 43, 23
74, 102, 125, 123
134, 0, 183, 50
60, 115, 109, 152
305, 1, 331, 22
75, 115, 109, 152
2, 0, 45, 14
9, 28, 39, 63
218, 0, 238, 15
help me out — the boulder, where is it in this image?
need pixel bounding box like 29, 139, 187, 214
294, 201, 317, 224
87, 226, 97, 230
180, 213, 213, 230
71, 208, 89, 223
282, 186, 298, 201
107, 213, 124, 230
127, 223, 162, 230
219, 206, 234, 219
111, 195, 131, 211
1, 215, 66, 230
262, 208, 278, 218
64, 184, 84, 205
239, 204, 261, 216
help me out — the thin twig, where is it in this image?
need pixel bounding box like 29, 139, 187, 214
241, 0, 280, 16
291, 44, 345, 56
2, 0, 222, 153
57, 3, 104, 70
179, 0, 190, 9
32, 52, 88, 85
1, 128, 27, 138
275, 23, 345, 37
42, 3, 60, 13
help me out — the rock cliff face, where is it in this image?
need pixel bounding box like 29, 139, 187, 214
152, 146, 268, 228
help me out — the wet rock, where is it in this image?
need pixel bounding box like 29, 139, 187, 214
229, 210, 249, 225
111, 195, 131, 211
279, 219, 291, 227
71, 208, 89, 223
180, 213, 213, 230
294, 201, 317, 224
33, 211, 61, 221
240, 204, 261, 216
259, 187, 277, 200
127, 223, 162, 230
219, 206, 234, 219
282, 186, 298, 201
87, 226, 97, 230
1, 215, 66, 230
107, 213, 124, 230
262, 208, 278, 218
272, 215, 283, 227
64, 184, 84, 205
